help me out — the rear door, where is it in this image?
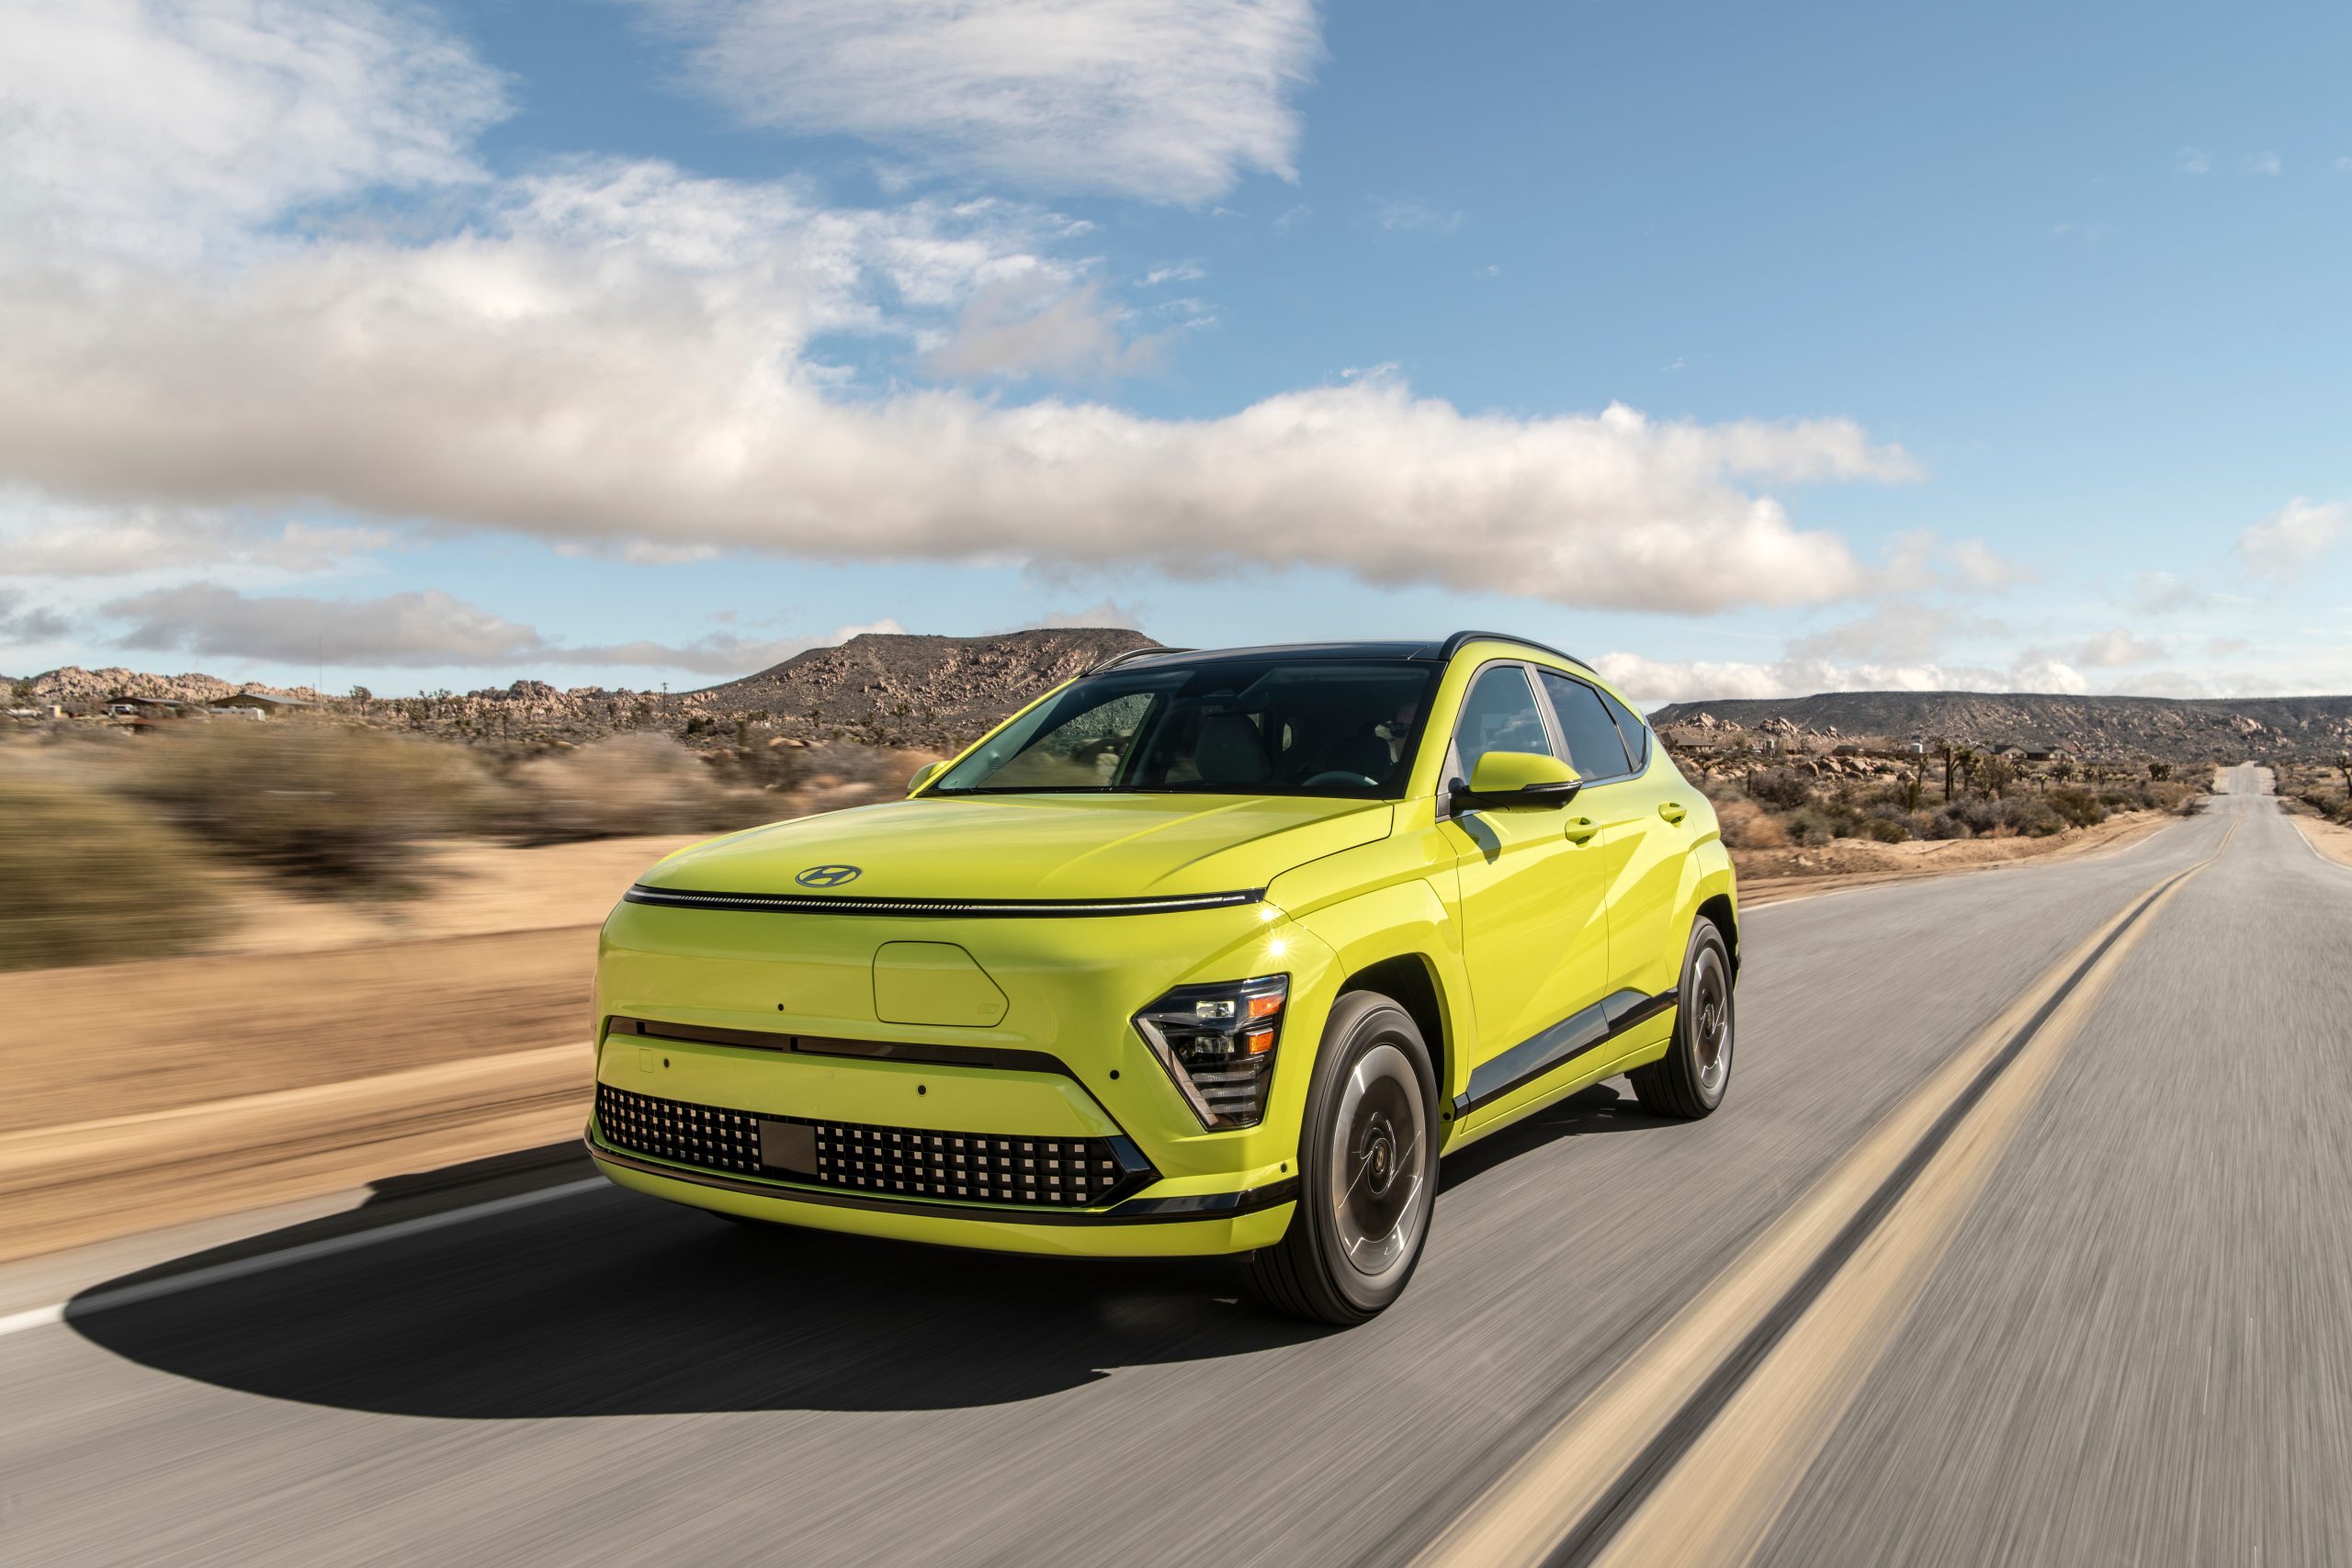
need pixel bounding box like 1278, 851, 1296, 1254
1538, 670, 1684, 1001
1438, 662, 1614, 1109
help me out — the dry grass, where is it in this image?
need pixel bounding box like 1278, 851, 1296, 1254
119, 720, 496, 894
0, 775, 220, 971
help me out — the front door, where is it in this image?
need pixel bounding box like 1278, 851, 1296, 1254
1439, 662, 1615, 1114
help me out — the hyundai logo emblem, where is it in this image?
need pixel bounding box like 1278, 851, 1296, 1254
795, 863, 863, 888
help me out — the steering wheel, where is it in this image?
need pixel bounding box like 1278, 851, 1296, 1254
1303, 770, 1381, 789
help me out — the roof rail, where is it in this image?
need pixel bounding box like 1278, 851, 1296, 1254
1435, 629, 1592, 670
1089, 646, 1188, 674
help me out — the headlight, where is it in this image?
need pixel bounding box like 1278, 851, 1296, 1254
1133, 975, 1288, 1129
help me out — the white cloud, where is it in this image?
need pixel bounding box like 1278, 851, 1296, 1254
2177, 147, 2212, 175
0, 494, 391, 576
104, 583, 543, 665
1139, 264, 1205, 288
2127, 570, 2217, 615
929, 278, 1159, 380
1784, 602, 1951, 665
0, 588, 73, 646
622, 0, 1320, 204
0, 0, 506, 259
2070, 627, 2167, 667
2237, 497, 2348, 578
0, 0, 1929, 622
573, 618, 909, 675
2243, 151, 2282, 176
97, 580, 905, 674
1878, 529, 2025, 593
1597, 648, 2088, 708
1375, 199, 1463, 234
1023, 597, 1146, 631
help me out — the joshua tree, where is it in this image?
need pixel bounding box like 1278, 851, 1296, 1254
1951, 745, 1980, 797
1982, 753, 2016, 800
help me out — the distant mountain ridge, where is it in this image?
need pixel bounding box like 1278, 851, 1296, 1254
5, 629, 1158, 750
1651, 690, 2352, 763
679, 627, 1159, 748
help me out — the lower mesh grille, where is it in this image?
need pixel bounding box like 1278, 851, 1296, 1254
594, 1084, 1150, 1208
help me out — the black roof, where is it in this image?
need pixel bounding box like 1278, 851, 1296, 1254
1092, 630, 1589, 674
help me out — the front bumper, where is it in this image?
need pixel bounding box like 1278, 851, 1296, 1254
586, 1131, 1298, 1258
589, 893, 1338, 1254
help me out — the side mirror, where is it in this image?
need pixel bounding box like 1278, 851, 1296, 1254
1454, 750, 1581, 810
907, 760, 945, 796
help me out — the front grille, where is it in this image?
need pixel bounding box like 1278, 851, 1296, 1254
594, 1084, 1151, 1208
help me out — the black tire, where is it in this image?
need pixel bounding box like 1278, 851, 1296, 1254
1248, 992, 1441, 1325
1630, 920, 1735, 1119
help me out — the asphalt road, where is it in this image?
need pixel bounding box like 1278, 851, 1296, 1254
5, 769, 2346, 1567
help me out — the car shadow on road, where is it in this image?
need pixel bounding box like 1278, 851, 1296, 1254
1440, 1081, 1679, 1194
71, 1086, 1669, 1422
67, 1145, 1329, 1420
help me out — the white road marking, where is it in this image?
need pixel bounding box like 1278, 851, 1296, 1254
0, 1178, 604, 1341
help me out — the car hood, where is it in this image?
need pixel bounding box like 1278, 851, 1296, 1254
638, 793, 1395, 903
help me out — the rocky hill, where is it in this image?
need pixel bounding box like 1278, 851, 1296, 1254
7, 629, 1161, 752
677, 627, 1158, 749
6, 666, 321, 707
1651, 691, 2352, 764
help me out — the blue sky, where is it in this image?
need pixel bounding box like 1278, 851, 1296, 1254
0, 0, 2346, 703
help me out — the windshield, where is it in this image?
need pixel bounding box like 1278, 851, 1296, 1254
933, 660, 1439, 797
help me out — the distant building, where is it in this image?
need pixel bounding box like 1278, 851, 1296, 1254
208, 693, 312, 718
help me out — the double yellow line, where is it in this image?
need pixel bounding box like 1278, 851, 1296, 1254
1417, 820, 2238, 1568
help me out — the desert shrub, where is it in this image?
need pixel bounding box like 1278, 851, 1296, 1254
119, 721, 494, 895
498, 733, 765, 841
1942, 796, 1999, 835
1782, 808, 1837, 848
1714, 798, 1789, 850
1995, 796, 2066, 837
0, 775, 220, 969
1746, 769, 1815, 810
2046, 786, 2106, 829
1861, 816, 1910, 843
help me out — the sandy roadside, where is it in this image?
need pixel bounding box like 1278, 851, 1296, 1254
1735, 808, 2177, 906
0, 833, 699, 1263
2291, 814, 2352, 871
0, 808, 2188, 1262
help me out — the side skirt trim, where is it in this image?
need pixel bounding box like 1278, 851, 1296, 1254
1453, 987, 1679, 1120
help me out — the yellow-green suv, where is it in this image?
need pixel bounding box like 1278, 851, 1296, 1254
587, 633, 1737, 1323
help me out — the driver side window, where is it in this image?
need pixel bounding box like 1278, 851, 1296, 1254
1452, 665, 1553, 780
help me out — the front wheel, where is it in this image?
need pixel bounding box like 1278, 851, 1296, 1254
1248, 992, 1440, 1325
1629, 920, 1735, 1119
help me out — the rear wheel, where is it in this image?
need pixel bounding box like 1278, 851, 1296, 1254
1248, 992, 1439, 1325
1630, 920, 1735, 1119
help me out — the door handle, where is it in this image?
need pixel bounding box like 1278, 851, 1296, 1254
1563, 816, 1600, 844
1658, 801, 1689, 825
